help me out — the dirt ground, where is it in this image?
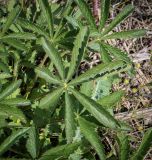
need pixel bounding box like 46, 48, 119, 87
81, 0, 152, 159
101, 0, 152, 159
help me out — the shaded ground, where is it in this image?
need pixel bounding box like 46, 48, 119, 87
116, 0, 152, 158
81, 0, 152, 159
91, 0, 152, 159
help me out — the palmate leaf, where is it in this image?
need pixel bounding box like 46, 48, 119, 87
0, 80, 22, 101
69, 60, 129, 86
2, 38, 28, 51
39, 87, 63, 112
0, 127, 30, 156
80, 81, 93, 97
91, 77, 113, 101
0, 73, 12, 79
0, 115, 8, 128
16, 18, 50, 39
66, 26, 89, 81
102, 4, 134, 36
117, 132, 130, 160
26, 125, 39, 159
100, 43, 112, 63
70, 88, 119, 129
75, 0, 97, 31
102, 29, 146, 40
100, 0, 111, 30
101, 42, 131, 63
0, 158, 28, 160
35, 67, 61, 84
65, 92, 76, 143
41, 37, 65, 79
97, 90, 125, 107
39, 142, 81, 160
38, 0, 54, 37
131, 128, 152, 160
88, 42, 101, 52
53, 29, 73, 44
118, 121, 133, 132
53, 0, 73, 40
0, 98, 31, 107
2, 32, 36, 40
2, 5, 20, 35
0, 105, 26, 123
66, 16, 80, 29
0, 61, 10, 73
62, 0, 73, 17
78, 117, 106, 160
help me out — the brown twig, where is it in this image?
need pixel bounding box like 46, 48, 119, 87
92, 0, 100, 24
115, 107, 152, 125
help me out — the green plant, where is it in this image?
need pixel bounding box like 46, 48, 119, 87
0, 0, 151, 159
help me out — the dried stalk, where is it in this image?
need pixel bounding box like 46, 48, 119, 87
115, 107, 152, 124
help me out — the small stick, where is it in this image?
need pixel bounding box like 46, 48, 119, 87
92, 0, 99, 24
115, 107, 152, 124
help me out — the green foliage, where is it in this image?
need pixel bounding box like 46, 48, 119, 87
0, 105, 26, 123
39, 87, 64, 110
38, 0, 54, 37
100, 43, 112, 63
101, 4, 134, 35
0, 1, 148, 159
39, 142, 81, 160
100, 0, 111, 30
1, 38, 28, 51
2, 32, 36, 40
26, 125, 40, 159
97, 90, 125, 107
66, 26, 89, 81
78, 116, 106, 159
16, 18, 50, 38
41, 37, 65, 79
101, 42, 131, 63
131, 128, 152, 160
75, 0, 97, 31
0, 128, 30, 156
1, 5, 20, 35
65, 92, 76, 143
69, 60, 129, 86
0, 80, 22, 100
70, 88, 119, 129
35, 67, 61, 84
117, 132, 130, 160
102, 29, 147, 40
